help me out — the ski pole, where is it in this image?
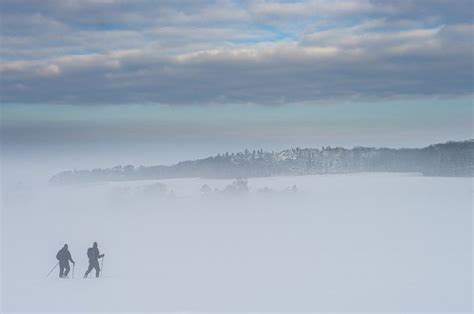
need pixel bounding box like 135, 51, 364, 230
100, 256, 104, 277
72, 264, 75, 279
46, 262, 59, 278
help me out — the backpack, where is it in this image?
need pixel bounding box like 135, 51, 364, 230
87, 247, 94, 259
56, 250, 61, 261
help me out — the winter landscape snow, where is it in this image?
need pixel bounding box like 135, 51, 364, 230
2, 172, 472, 312
2, 0, 474, 313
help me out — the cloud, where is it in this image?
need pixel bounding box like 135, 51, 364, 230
249, 0, 376, 17
0, 0, 473, 105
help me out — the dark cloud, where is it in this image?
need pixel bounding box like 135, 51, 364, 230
1, 0, 473, 105
372, 0, 474, 23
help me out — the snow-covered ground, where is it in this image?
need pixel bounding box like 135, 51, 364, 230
2, 173, 472, 312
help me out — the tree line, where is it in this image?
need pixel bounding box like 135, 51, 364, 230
50, 140, 473, 185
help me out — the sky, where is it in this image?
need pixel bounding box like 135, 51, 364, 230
1, 0, 473, 171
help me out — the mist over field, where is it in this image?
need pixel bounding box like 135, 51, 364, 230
1, 105, 473, 314
2, 162, 472, 312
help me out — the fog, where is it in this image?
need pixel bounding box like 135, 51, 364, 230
2, 161, 472, 312
2, 0, 473, 311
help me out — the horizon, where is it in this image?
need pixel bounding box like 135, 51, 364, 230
47, 138, 473, 186
2, 100, 473, 171
60, 138, 474, 169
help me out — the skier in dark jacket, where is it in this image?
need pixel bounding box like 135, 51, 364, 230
56, 244, 75, 278
84, 242, 104, 278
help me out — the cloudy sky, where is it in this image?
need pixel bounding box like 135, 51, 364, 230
1, 0, 473, 170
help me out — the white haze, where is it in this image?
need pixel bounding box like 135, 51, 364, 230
1, 164, 472, 312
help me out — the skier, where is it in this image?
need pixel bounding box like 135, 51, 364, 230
84, 242, 105, 278
56, 244, 75, 278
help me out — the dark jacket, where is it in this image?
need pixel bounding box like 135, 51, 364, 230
87, 247, 104, 261
56, 247, 75, 264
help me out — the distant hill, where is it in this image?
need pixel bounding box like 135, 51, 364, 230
50, 140, 474, 185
